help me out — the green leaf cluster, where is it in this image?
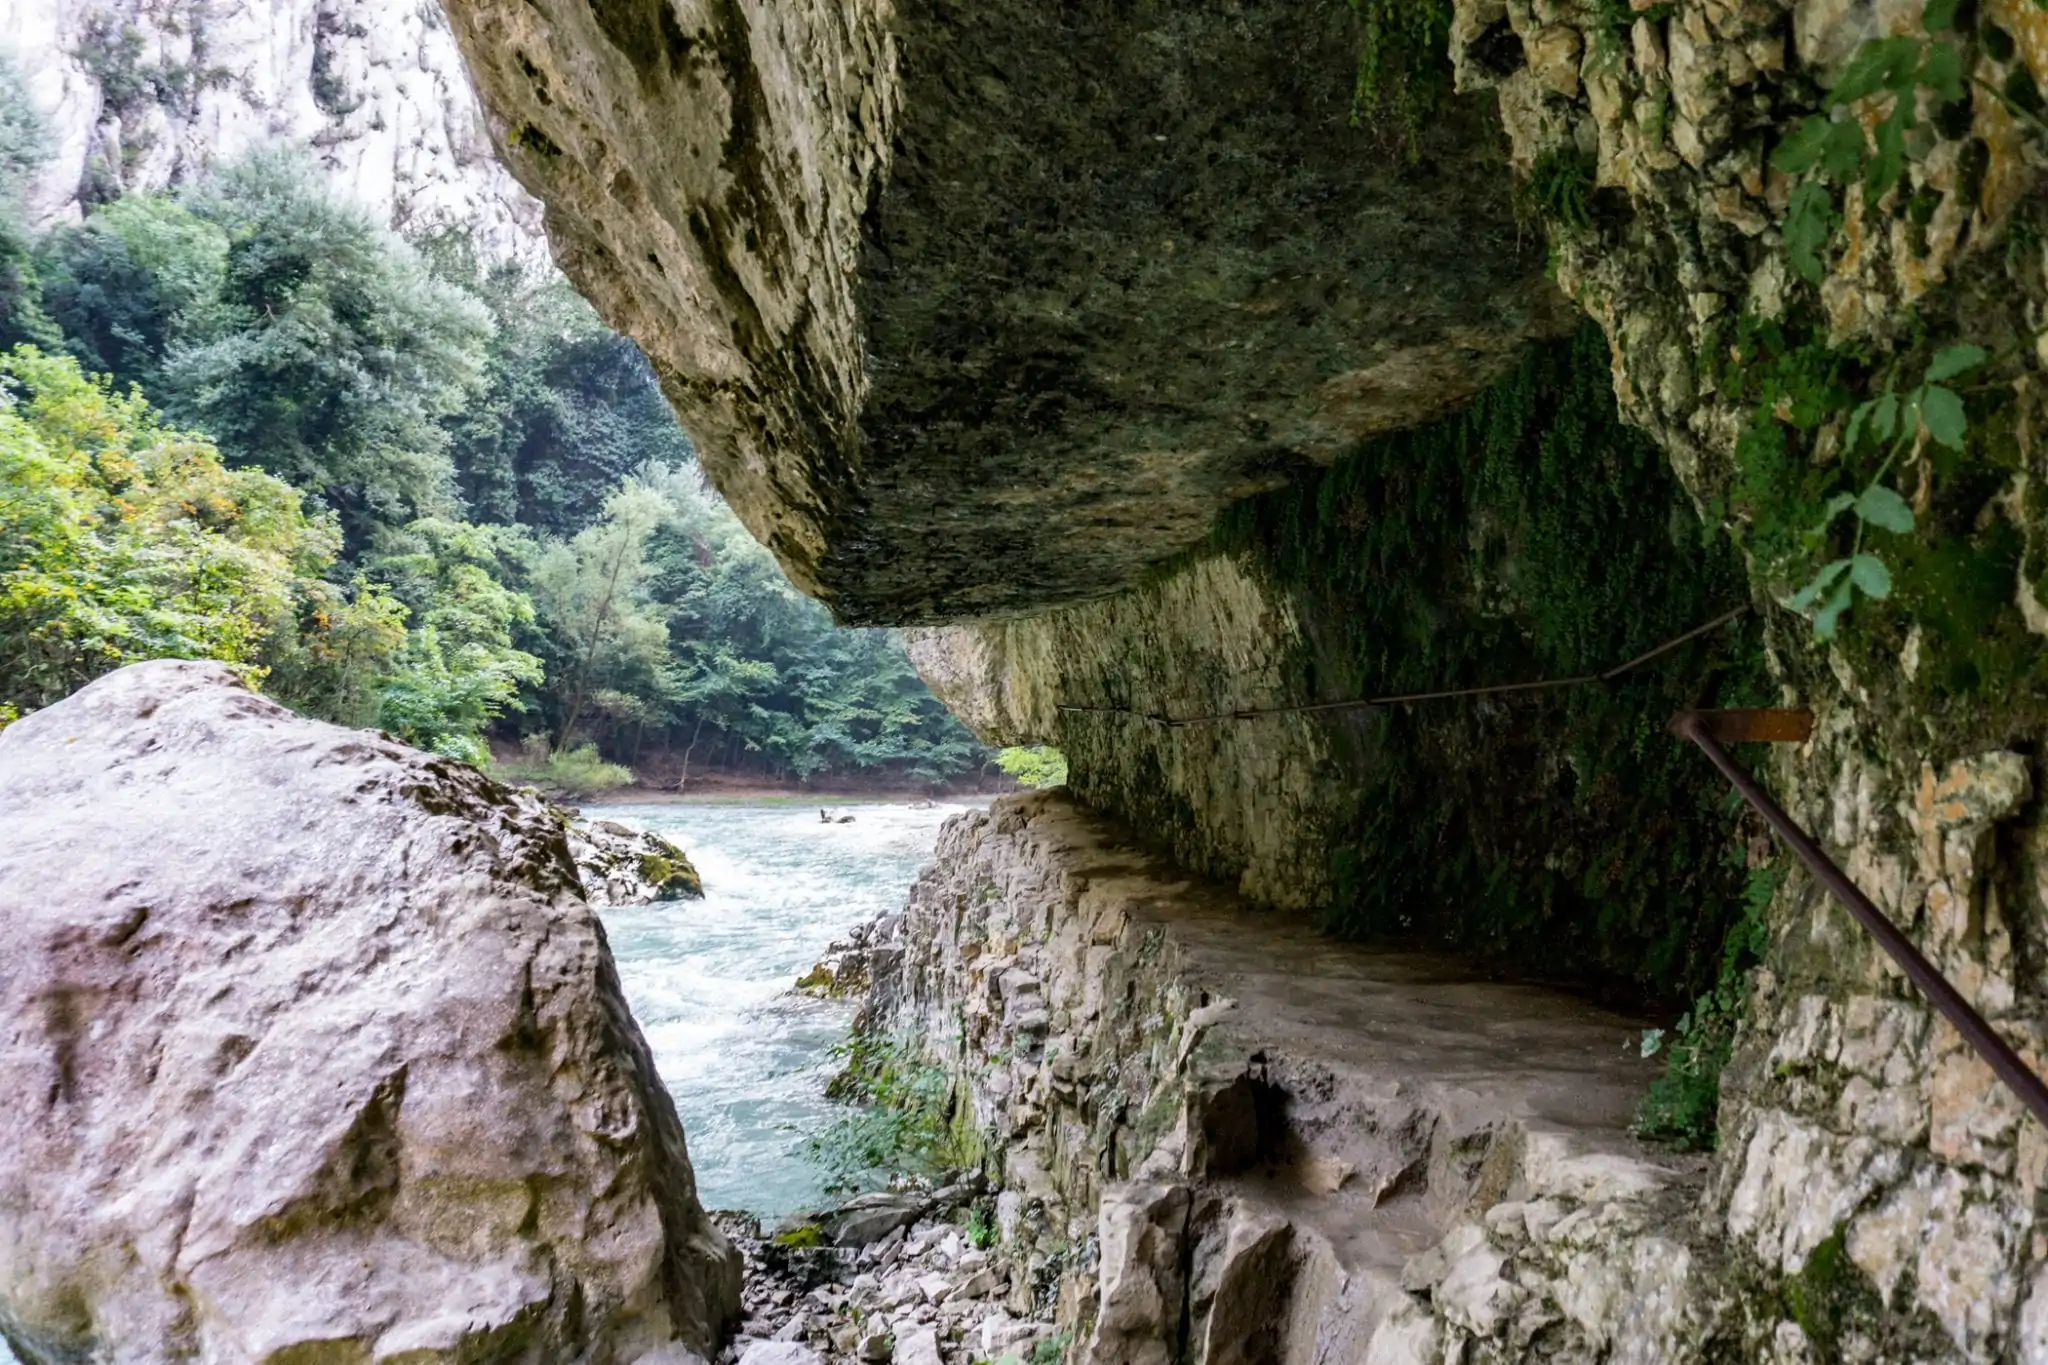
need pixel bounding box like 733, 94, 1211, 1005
1635, 864, 1782, 1148
996, 746, 1069, 789
812, 1030, 975, 1194
1770, 26, 1968, 285
1348, 0, 1454, 155
0, 346, 335, 706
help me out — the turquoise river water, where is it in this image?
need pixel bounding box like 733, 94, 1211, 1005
596, 798, 969, 1214
0, 799, 968, 1362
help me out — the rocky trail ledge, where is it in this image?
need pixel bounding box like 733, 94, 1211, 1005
829, 793, 1721, 1363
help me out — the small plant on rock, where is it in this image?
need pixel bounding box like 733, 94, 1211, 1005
965, 1198, 999, 1250
813, 1030, 974, 1192
1029, 1333, 1073, 1365
1635, 864, 1783, 1148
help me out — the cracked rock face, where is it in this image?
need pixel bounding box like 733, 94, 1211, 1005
0, 661, 739, 1364
869, 792, 1709, 1363
441, 0, 1572, 622
13, 0, 541, 256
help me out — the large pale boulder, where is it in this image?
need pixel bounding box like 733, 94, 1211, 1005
0, 661, 741, 1364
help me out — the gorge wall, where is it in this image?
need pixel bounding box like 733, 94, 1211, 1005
8, 0, 539, 255
871, 792, 1713, 1364
428, 0, 2048, 1360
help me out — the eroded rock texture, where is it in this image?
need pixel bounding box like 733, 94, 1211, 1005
569, 816, 706, 904
870, 793, 1713, 1363
0, 661, 740, 1364
439, 0, 1571, 620
434, 0, 2048, 1355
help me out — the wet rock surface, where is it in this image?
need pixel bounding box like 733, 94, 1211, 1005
711, 1180, 1059, 1365
797, 919, 897, 1000
568, 815, 706, 904
0, 661, 739, 1364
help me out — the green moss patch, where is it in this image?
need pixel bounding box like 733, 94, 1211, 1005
1212, 326, 1769, 1006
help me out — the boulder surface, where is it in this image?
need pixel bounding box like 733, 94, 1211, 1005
0, 661, 741, 1364
569, 817, 706, 904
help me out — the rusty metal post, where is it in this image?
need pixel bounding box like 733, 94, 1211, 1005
1674, 710, 2048, 1132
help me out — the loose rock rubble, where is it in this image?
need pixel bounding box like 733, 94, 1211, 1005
712, 1180, 1061, 1365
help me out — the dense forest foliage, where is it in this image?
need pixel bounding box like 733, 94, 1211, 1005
0, 67, 986, 788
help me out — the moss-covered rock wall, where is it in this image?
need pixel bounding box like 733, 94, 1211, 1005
919, 326, 1768, 1006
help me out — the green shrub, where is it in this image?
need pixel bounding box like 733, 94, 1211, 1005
964, 1199, 998, 1250
494, 736, 634, 795
813, 1031, 976, 1193
1634, 864, 1782, 1148
996, 746, 1068, 789
1527, 147, 1597, 234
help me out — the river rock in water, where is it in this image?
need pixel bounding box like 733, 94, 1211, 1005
569, 817, 706, 904
0, 661, 741, 1364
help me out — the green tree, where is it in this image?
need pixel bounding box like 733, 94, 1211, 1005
362, 516, 544, 761
160, 151, 491, 546
435, 256, 692, 535
636, 467, 986, 785
996, 746, 1068, 789
38, 194, 229, 389
0, 346, 337, 712
0, 56, 59, 351
261, 573, 409, 728
528, 480, 672, 750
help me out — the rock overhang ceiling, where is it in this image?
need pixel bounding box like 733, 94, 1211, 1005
442, 0, 1574, 624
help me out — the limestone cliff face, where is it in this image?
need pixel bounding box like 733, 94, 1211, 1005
8, 0, 540, 255
0, 661, 740, 1363
439, 0, 1574, 621
911, 5, 2048, 1351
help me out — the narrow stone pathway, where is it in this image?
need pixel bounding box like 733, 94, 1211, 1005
863, 791, 1716, 1363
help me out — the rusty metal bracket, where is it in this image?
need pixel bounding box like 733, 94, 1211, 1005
1674, 709, 2048, 1132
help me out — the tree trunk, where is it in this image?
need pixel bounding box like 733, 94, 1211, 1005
675, 714, 707, 792
553, 531, 636, 752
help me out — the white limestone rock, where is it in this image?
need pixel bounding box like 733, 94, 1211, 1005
6, 0, 541, 256
0, 661, 740, 1363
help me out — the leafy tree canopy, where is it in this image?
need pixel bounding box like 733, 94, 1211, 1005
0, 345, 335, 709
159, 151, 492, 547
0, 73, 986, 787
